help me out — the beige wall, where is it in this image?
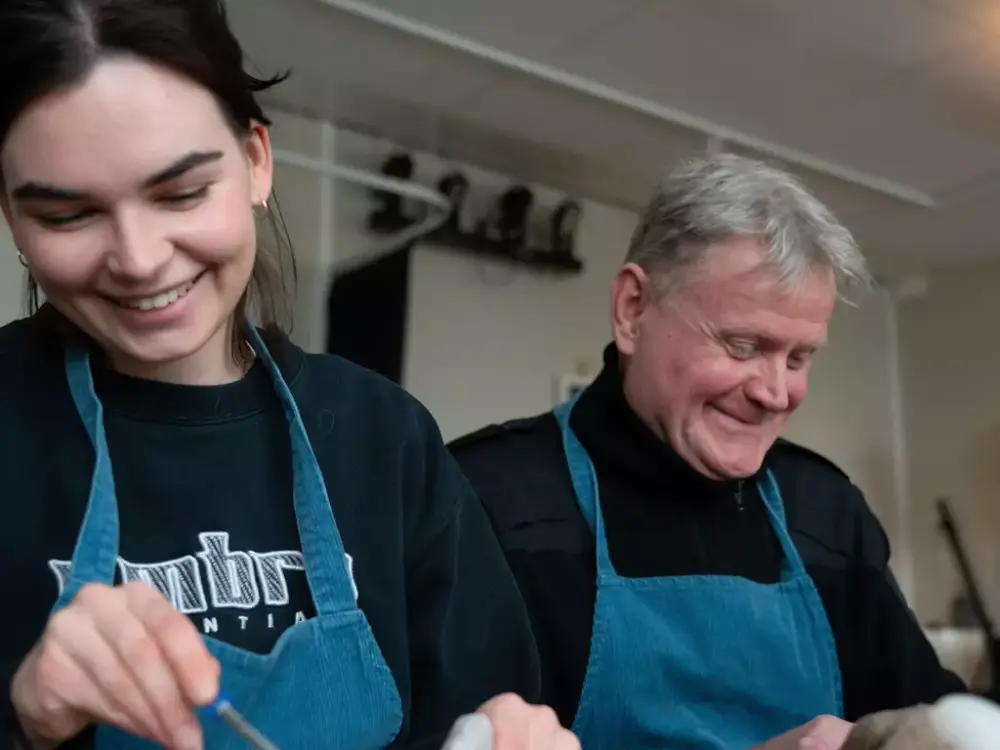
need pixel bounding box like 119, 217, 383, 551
0, 225, 25, 324
267, 111, 331, 353
784, 294, 910, 591
898, 262, 1000, 624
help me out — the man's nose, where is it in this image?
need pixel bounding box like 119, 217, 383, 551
746, 361, 790, 412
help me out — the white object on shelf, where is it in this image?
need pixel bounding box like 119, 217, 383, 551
554, 373, 594, 405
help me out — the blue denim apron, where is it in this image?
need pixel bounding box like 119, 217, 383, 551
554, 394, 842, 750
53, 326, 403, 749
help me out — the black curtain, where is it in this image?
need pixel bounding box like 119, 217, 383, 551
325, 245, 413, 384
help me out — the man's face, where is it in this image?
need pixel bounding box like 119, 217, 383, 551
612, 236, 836, 480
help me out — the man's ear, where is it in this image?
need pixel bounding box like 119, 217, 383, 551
611, 262, 656, 357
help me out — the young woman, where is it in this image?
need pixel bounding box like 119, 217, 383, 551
0, 2, 578, 749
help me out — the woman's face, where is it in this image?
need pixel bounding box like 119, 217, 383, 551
0, 56, 273, 379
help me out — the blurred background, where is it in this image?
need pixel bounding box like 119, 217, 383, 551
3, 0, 999, 691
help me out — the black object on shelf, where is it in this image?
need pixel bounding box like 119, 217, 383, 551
365, 157, 584, 275
479, 185, 534, 247
937, 498, 1000, 701
551, 199, 582, 261
368, 153, 416, 235
436, 171, 469, 233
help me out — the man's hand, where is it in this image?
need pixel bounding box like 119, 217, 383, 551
754, 715, 854, 750
442, 694, 579, 750
477, 694, 579, 750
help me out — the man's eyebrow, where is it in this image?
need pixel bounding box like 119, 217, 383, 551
10, 150, 225, 203
720, 329, 827, 350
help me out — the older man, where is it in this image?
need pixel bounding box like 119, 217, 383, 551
449, 154, 965, 750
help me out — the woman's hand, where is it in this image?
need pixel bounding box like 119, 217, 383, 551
10, 581, 219, 750
754, 715, 854, 750
477, 694, 579, 750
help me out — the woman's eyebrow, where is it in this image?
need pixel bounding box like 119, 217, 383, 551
10, 149, 225, 203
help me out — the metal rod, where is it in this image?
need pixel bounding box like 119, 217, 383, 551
271, 148, 449, 209
213, 698, 281, 750
937, 498, 1000, 696
271, 147, 451, 253
937, 498, 995, 638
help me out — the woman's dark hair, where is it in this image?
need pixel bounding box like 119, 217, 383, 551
0, 0, 296, 367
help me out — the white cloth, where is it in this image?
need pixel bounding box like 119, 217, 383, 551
845, 695, 1000, 750
441, 713, 494, 750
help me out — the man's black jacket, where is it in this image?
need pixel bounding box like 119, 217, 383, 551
449, 352, 965, 727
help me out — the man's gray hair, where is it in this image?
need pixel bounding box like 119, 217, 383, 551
625, 153, 873, 298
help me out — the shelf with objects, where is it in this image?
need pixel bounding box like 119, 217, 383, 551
365, 153, 585, 276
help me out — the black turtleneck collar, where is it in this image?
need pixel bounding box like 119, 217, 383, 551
569, 343, 750, 503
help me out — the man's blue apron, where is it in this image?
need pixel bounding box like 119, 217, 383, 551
52, 326, 403, 749
554, 393, 842, 750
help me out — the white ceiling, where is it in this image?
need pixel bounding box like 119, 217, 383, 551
228, 0, 1000, 273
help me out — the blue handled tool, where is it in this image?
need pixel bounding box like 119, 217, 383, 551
210, 693, 281, 750
211, 695, 495, 750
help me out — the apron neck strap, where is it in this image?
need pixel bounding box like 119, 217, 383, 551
554, 391, 808, 581
55, 324, 358, 616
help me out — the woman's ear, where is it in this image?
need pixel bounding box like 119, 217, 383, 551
246, 122, 274, 207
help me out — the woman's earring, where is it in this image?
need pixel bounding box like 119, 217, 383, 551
16, 251, 27, 268
254, 198, 270, 218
